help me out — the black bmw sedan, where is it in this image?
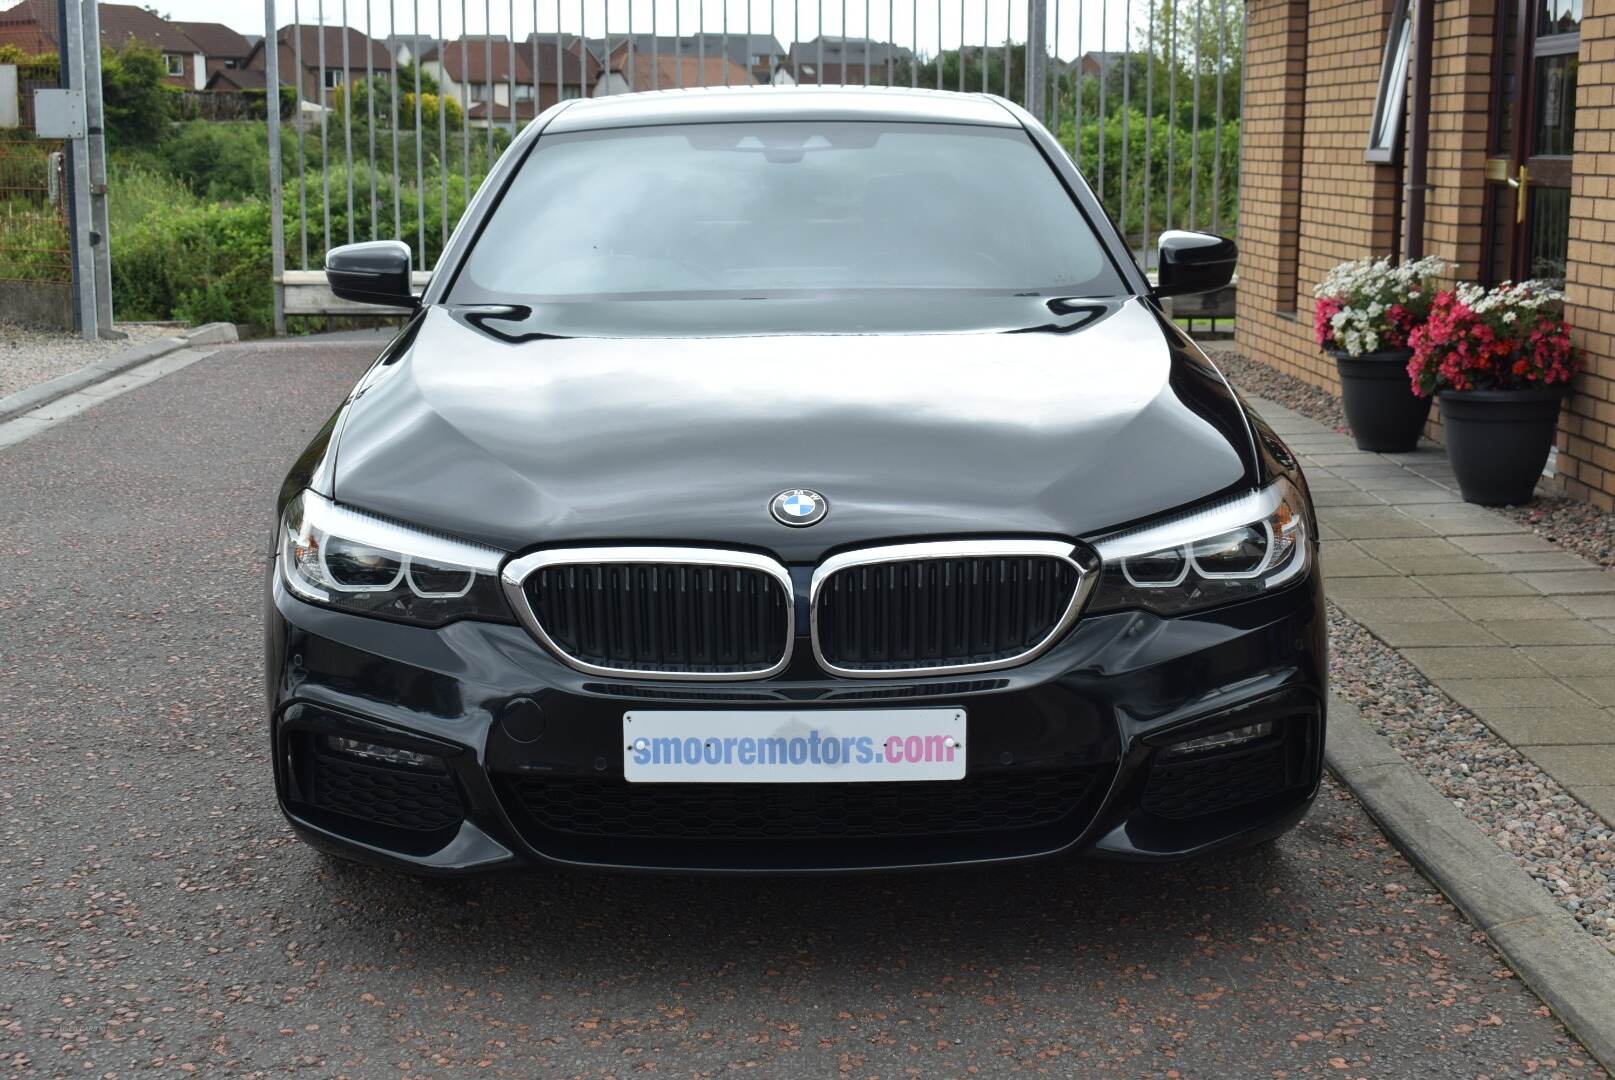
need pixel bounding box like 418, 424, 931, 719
267, 86, 1325, 875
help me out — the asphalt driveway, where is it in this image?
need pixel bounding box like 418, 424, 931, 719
0, 341, 1603, 1078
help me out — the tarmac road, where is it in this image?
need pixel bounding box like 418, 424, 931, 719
0, 341, 1603, 1078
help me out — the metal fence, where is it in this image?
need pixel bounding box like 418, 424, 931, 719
0, 56, 72, 307
263, 0, 1242, 330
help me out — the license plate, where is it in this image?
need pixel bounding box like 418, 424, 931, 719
622, 708, 966, 783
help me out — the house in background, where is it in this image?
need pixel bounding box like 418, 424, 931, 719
787, 35, 912, 77
1068, 50, 1122, 79
580, 33, 784, 84
173, 21, 252, 79
593, 46, 752, 95
420, 35, 589, 127
244, 24, 393, 108
204, 66, 267, 94
0, 0, 206, 88
524, 32, 598, 100
774, 57, 893, 85
384, 32, 439, 66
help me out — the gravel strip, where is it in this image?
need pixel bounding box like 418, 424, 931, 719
1209, 346, 1349, 432
1209, 345, 1615, 570
0, 321, 176, 402
1498, 497, 1615, 569
1328, 602, 1615, 952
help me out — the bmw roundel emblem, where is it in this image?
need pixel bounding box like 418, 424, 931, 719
770, 488, 828, 527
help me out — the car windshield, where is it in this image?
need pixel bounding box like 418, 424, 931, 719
450, 120, 1125, 313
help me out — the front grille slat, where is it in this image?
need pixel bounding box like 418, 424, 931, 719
815, 551, 1082, 674
524, 556, 790, 677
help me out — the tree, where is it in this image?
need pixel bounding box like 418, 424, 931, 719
101, 42, 171, 146
334, 74, 465, 133
1147, 0, 1243, 125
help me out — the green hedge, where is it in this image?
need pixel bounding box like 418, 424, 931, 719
113, 197, 274, 326
1058, 109, 1240, 239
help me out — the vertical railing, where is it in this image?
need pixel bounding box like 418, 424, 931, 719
264, 0, 1241, 328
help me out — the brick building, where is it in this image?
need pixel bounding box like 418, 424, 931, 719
0, 0, 206, 88
1237, 0, 1615, 507
243, 24, 393, 106
172, 21, 253, 79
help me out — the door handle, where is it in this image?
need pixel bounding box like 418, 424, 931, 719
1508, 164, 1529, 223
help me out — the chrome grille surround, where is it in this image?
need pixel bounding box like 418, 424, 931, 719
808, 539, 1098, 679
501, 547, 796, 681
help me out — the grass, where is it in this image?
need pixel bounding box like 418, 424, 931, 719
0, 197, 70, 283
108, 156, 200, 236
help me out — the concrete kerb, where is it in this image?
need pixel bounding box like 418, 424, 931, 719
1325, 692, 1615, 1070
0, 322, 238, 424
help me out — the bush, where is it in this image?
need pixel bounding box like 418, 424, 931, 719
0, 44, 58, 78
165, 120, 267, 200
108, 155, 199, 236
101, 42, 171, 147
1058, 109, 1240, 240
113, 197, 274, 326
285, 161, 477, 270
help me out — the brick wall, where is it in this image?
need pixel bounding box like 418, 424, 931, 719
1234, 1, 1492, 440
1563, 0, 1615, 506
1237, 0, 1402, 391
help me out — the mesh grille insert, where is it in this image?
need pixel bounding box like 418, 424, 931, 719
501, 770, 1095, 842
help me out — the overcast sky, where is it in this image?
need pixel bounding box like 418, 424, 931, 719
140, 0, 1151, 59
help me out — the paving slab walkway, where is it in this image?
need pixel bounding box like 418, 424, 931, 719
1249, 395, 1615, 826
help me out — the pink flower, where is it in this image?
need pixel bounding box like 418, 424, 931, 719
1314, 297, 1343, 348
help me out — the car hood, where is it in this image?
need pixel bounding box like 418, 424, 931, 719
330, 298, 1256, 560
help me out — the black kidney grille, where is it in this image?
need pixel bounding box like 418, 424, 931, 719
503, 770, 1094, 841
816, 555, 1081, 670
527, 562, 790, 674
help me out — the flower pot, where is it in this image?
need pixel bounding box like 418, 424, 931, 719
1333, 350, 1432, 452
1437, 387, 1566, 506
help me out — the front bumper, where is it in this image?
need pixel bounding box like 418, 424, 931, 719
266, 564, 1327, 874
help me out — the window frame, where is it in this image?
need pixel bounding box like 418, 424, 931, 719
1366, 0, 1413, 164
163, 52, 185, 77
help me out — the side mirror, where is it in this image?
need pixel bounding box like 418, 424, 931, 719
1155, 230, 1237, 298
325, 240, 418, 308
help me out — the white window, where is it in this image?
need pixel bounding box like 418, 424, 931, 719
1367, 0, 1412, 163
515, 84, 534, 100
164, 53, 184, 76
559, 85, 582, 100
323, 67, 343, 89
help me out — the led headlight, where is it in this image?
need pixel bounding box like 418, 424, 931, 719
1087, 478, 1311, 616
279, 490, 511, 626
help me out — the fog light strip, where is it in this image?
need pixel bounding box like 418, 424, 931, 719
324, 735, 440, 770
1163, 721, 1275, 758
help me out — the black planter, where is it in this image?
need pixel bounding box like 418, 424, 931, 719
1437, 387, 1566, 506
1333, 350, 1432, 452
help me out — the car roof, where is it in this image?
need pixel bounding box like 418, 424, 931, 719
543, 84, 1021, 133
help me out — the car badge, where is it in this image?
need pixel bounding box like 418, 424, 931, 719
770, 488, 828, 527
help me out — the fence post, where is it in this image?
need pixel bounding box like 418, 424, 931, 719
1025, 0, 1047, 120
80, 0, 113, 335
57, 0, 97, 340
266, 0, 287, 334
